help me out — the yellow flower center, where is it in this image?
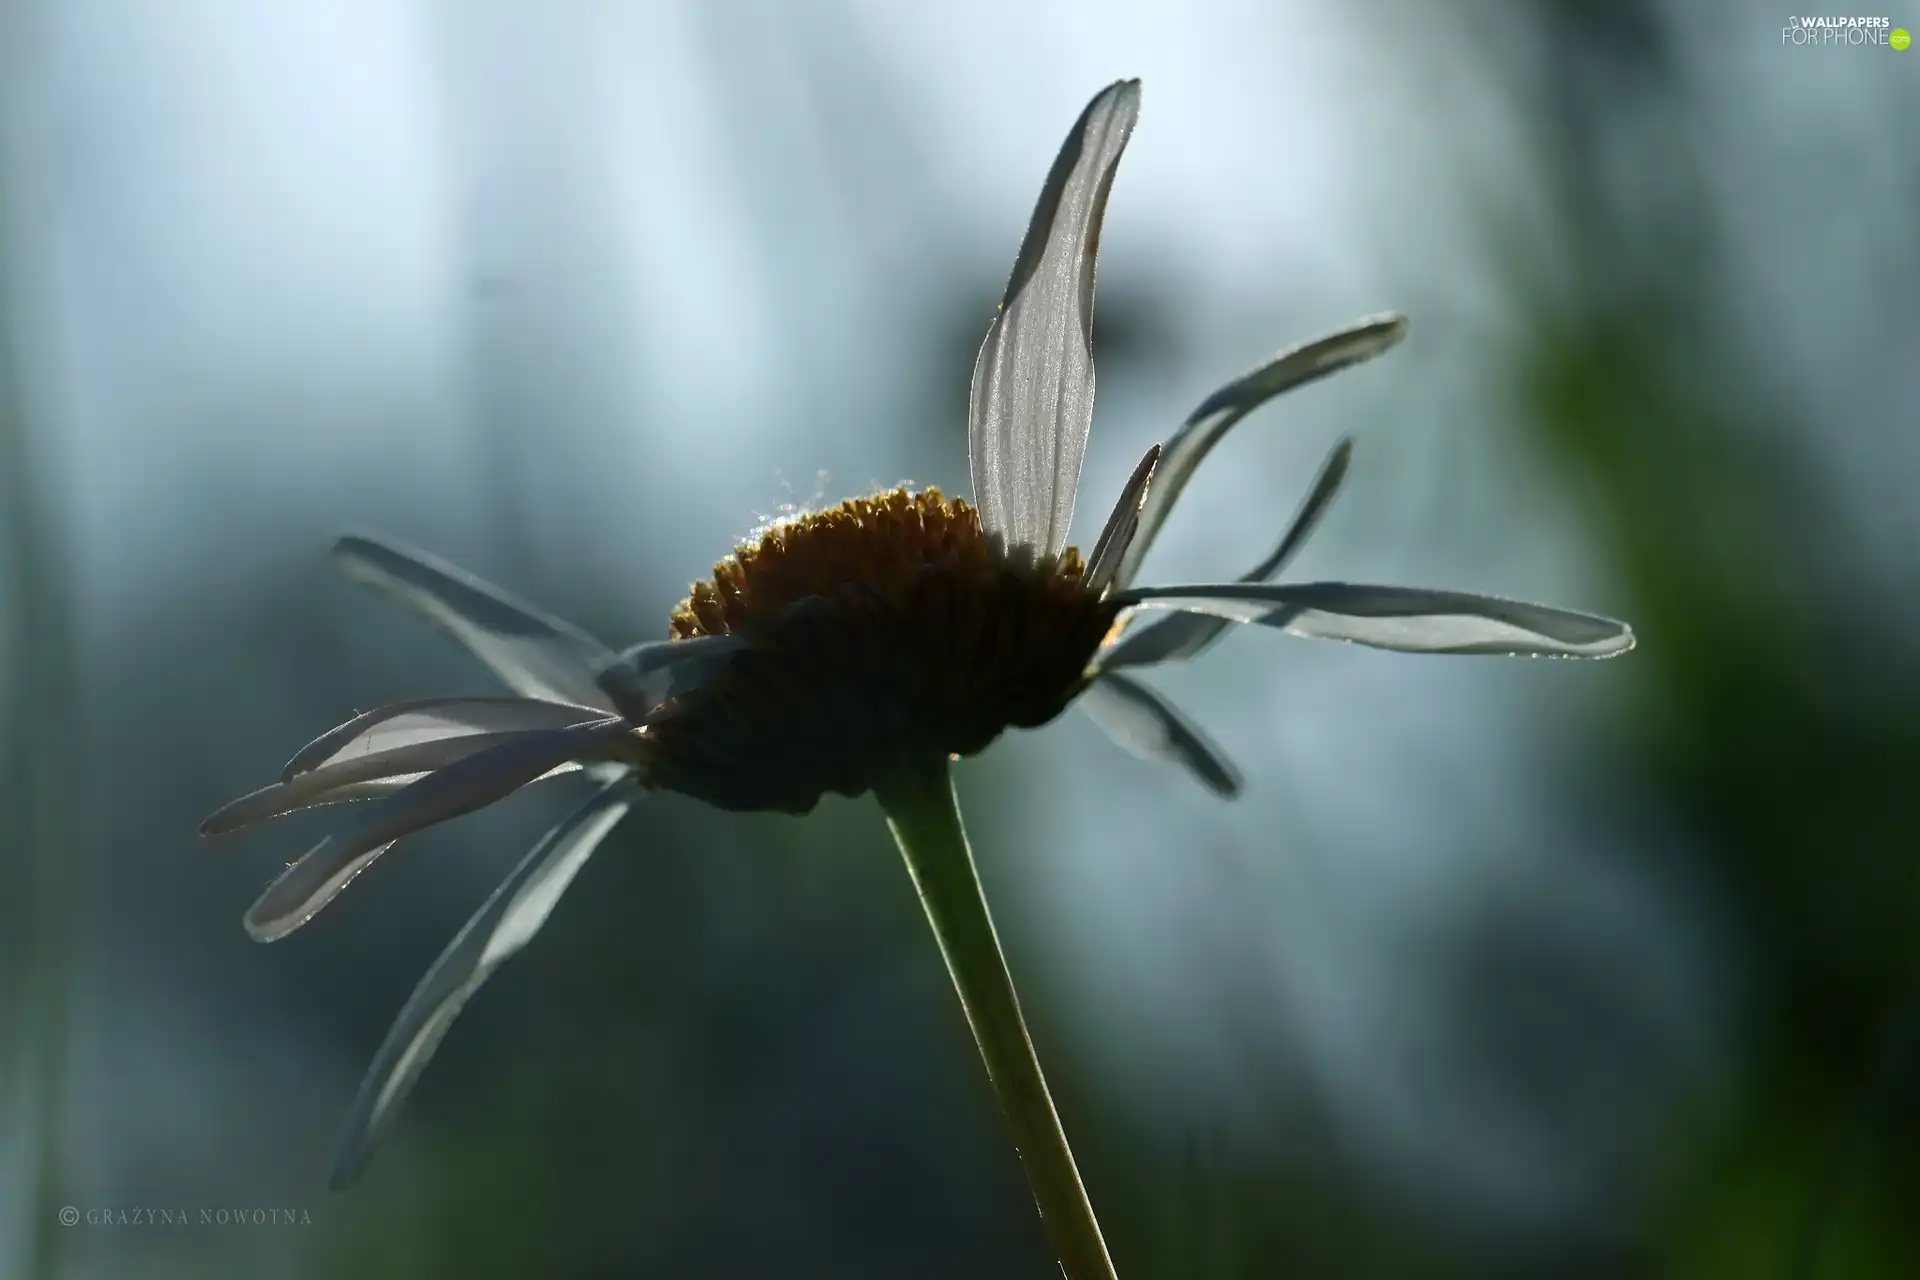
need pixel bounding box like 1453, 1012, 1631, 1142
637, 487, 1118, 813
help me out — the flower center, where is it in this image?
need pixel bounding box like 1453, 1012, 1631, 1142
637, 487, 1119, 813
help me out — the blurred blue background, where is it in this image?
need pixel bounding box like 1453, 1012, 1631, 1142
2, 1, 1915, 1275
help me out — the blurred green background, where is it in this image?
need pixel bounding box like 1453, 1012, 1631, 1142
2, 1, 1915, 1276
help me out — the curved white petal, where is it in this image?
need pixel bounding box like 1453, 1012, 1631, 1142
204, 698, 608, 836
1092, 612, 1223, 671
1113, 316, 1405, 589
329, 781, 634, 1189
968, 79, 1140, 560
1234, 437, 1353, 583
1096, 439, 1352, 671
244, 719, 631, 942
1077, 672, 1241, 796
281, 697, 607, 782
207, 734, 564, 836
1112, 582, 1636, 657
1082, 443, 1161, 597
334, 535, 617, 711
593, 635, 746, 720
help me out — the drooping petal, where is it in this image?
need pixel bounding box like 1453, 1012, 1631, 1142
1112, 315, 1406, 589
328, 780, 633, 1189
967, 79, 1141, 560
1096, 439, 1352, 671
243, 718, 632, 942
281, 697, 609, 782
1111, 582, 1636, 657
1233, 437, 1353, 582
203, 729, 597, 837
1081, 443, 1161, 597
593, 634, 747, 721
1090, 611, 1222, 672
334, 535, 618, 711
1076, 672, 1242, 796
206, 780, 420, 835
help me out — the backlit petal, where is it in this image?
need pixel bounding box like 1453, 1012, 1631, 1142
1096, 439, 1351, 670
967, 80, 1141, 559
334, 535, 617, 711
1112, 581, 1636, 657
243, 719, 631, 942
1077, 672, 1241, 796
1112, 316, 1404, 589
328, 781, 633, 1189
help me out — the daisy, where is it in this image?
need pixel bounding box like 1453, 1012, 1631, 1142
203, 79, 1631, 1278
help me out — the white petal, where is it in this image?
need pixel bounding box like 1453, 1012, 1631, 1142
1096, 439, 1352, 671
204, 734, 597, 837
1077, 672, 1241, 796
203, 698, 608, 835
1112, 315, 1405, 589
281, 697, 609, 781
328, 781, 633, 1189
208, 736, 512, 836
967, 79, 1140, 560
243, 719, 631, 942
334, 535, 618, 711
1081, 443, 1160, 597
1237, 437, 1353, 582
593, 635, 745, 720
1112, 582, 1636, 657
1091, 612, 1222, 671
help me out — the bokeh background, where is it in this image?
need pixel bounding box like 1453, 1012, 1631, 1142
2, 1, 1915, 1276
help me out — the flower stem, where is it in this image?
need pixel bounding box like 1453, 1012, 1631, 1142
874, 758, 1117, 1280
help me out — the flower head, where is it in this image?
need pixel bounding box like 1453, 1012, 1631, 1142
203, 79, 1632, 1198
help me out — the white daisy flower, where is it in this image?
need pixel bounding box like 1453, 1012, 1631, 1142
204, 80, 1631, 1278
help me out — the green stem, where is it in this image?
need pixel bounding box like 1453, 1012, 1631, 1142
874, 757, 1116, 1280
